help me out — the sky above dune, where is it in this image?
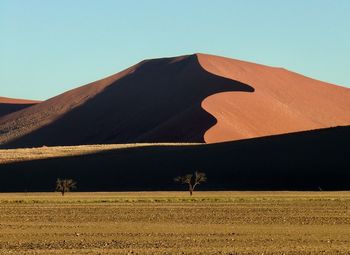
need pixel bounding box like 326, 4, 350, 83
1, 0, 349, 100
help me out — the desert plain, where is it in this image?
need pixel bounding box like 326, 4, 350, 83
1, 53, 349, 255
0, 191, 349, 255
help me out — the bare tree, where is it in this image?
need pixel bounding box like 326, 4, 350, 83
174, 171, 207, 196
56, 178, 77, 196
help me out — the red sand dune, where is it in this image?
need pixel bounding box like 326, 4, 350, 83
0, 53, 349, 148
198, 54, 350, 142
0, 97, 40, 118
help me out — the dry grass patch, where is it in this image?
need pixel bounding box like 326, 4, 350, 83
0, 143, 200, 164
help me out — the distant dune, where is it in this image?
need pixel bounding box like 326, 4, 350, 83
0, 97, 39, 118
0, 53, 349, 148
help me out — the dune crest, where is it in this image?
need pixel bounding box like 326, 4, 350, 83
0, 97, 40, 104
0, 55, 253, 148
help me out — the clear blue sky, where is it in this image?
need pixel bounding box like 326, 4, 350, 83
1, 0, 349, 100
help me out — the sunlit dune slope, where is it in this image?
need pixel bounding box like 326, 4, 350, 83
198, 53, 350, 142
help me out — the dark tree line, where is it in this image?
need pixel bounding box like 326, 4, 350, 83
53, 171, 207, 196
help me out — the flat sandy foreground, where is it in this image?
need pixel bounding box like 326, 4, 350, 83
0, 192, 349, 255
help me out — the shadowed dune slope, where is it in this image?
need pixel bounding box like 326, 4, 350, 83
0, 53, 349, 148
197, 54, 350, 142
0, 55, 253, 148
0, 97, 40, 117
0, 126, 349, 191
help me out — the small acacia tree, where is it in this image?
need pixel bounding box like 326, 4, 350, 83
174, 171, 207, 196
56, 178, 77, 196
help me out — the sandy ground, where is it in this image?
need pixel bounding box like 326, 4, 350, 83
0, 191, 349, 254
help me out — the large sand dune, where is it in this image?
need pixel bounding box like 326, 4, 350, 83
0, 54, 349, 148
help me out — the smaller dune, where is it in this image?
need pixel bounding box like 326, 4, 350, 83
0, 97, 40, 118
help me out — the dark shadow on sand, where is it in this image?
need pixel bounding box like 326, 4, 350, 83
0, 126, 349, 191
0, 103, 37, 118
